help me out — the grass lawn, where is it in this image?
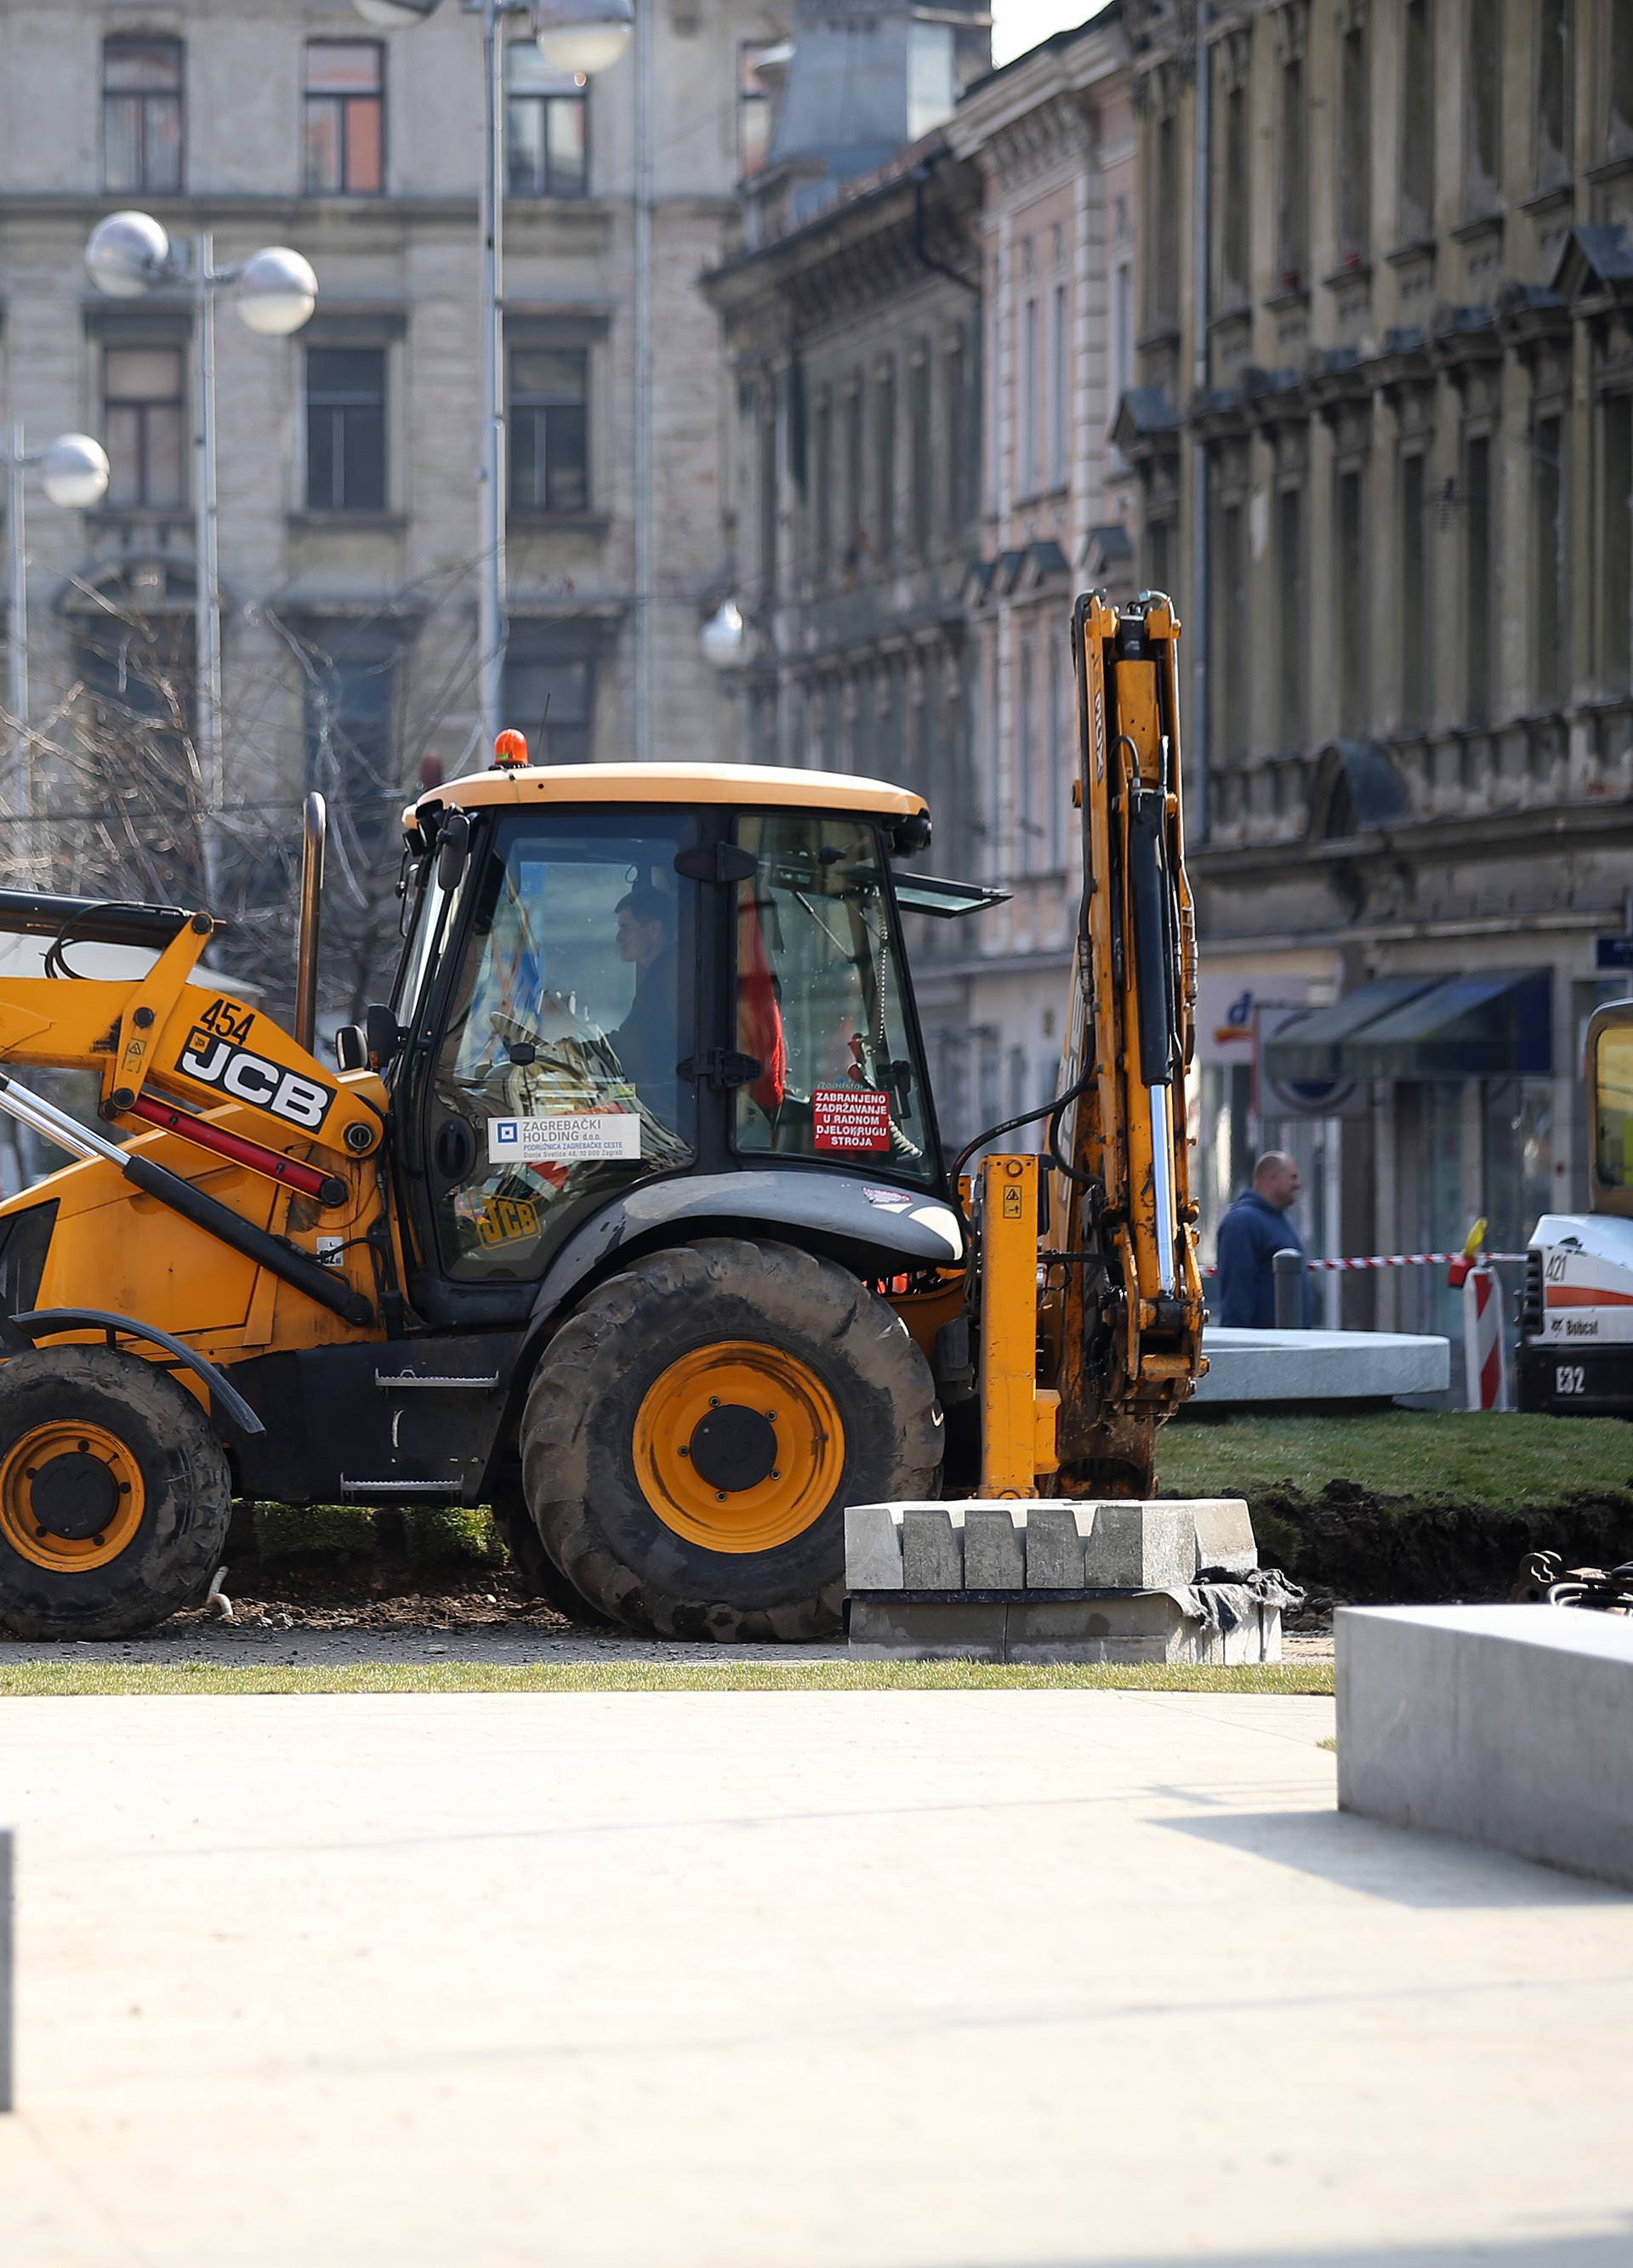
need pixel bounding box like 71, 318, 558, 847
1158, 1410, 1633, 1510
0, 1659, 1334, 1699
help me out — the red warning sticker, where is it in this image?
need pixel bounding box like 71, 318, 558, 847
812, 1086, 891, 1152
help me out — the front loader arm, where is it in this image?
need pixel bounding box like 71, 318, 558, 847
0, 898, 384, 1165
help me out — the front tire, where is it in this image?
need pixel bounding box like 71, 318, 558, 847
519, 1238, 942, 1640
0, 1345, 232, 1640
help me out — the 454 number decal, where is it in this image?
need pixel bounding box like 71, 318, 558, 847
177, 997, 336, 1132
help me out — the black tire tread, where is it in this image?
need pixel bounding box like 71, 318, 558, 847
519, 1237, 942, 1642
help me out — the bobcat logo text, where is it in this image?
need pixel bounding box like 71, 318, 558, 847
178, 998, 334, 1131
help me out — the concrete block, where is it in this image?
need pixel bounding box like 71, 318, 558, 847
1023, 1505, 1087, 1588
847, 1600, 1004, 1661
1336, 1606, 1633, 1890
901, 1508, 963, 1589
1005, 1595, 1188, 1664
843, 1503, 904, 1591
1078, 1501, 1143, 1588
1195, 1327, 1449, 1407
963, 1505, 1026, 1589
1189, 1498, 1259, 1579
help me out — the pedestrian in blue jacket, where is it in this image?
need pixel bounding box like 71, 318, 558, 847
1214, 1151, 1314, 1327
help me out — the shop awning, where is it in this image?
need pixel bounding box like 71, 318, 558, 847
1345, 968, 1553, 1080
1265, 969, 1554, 1084
1262, 978, 1439, 1083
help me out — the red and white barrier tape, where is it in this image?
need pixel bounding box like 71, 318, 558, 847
1200, 1250, 1526, 1278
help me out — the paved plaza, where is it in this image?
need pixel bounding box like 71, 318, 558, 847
3, 1687, 1631, 2265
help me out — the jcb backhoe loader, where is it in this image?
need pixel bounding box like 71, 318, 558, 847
0, 591, 1203, 1642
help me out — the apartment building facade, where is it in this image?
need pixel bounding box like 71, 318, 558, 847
706, 3, 1137, 1147
0, 0, 762, 1004
1125, 0, 1633, 1332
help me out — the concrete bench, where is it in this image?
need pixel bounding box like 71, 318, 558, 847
1336, 1605, 1633, 1890
845, 1498, 1290, 1663
1194, 1327, 1449, 1407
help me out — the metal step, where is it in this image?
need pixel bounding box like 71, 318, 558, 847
339, 1478, 467, 1497
373, 1373, 500, 1391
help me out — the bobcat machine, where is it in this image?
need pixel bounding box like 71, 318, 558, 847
1517, 998, 1633, 1416
0, 592, 1203, 1641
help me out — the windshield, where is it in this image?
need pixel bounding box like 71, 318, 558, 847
1596, 1024, 1633, 1190
420, 811, 696, 1281
732, 812, 938, 1187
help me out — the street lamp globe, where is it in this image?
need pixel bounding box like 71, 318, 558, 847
85, 209, 171, 298
533, 0, 634, 77
351, 0, 441, 23
699, 598, 746, 672
236, 247, 320, 337
39, 434, 111, 511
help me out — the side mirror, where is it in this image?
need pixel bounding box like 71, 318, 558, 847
892, 810, 932, 857
436, 810, 470, 895
364, 1003, 405, 1071
335, 1025, 367, 1073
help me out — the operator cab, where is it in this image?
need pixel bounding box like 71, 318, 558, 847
374, 748, 982, 1323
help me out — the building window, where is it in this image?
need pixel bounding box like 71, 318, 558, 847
1536, 0, 1573, 189
844, 383, 863, 563
944, 333, 965, 531
104, 346, 185, 510
758, 391, 778, 598
875, 362, 896, 556
103, 37, 183, 196
1336, 463, 1366, 733
1337, 20, 1370, 264
1465, 431, 1494, 724
1400, 451, 1431, 730
1021, 296, 1038, 495
1016, 638, 1039, 876
509, 349, 588, 513
1218, 56, 1249, 307
1214, 492, 1248, 761
1602, 394, 1633, 685
1145, 512, 1175, 600
305, 347, 387, 513
306, 645, 399, 852
507, 47, 587, 196
907, 20, 956, 140
1277, 52, 1307, 288
1152, 106, 1181, 326
304, 43, 384, 196
503, 657, 595, 766
811, 390, 832, 580
909, 352, 932, 554
737, 41, 778, 179
1607, 2, 1633, 158
1466, 0, 1504, 213
1533, 415, 1566, 709
1276, 484, 1305, 748
1048, 281, 1067, 487
1400, 0, 1435, 241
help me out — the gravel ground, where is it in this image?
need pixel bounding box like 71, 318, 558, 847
0, 1567, 1336, 1668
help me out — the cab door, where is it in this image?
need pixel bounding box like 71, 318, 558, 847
400, 806, 700, 1316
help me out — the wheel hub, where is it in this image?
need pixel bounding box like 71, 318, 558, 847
687, 1406, 779, 1494
27, 1449, 122, 1541
0, 1418, 145, 1573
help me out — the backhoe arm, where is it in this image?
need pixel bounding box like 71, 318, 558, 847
1051, 593, 1204, 1489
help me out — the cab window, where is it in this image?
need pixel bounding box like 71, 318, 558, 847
425, 813, 695, 1280
1595, 1024, 1633, 1189
732, 811, 936, 1185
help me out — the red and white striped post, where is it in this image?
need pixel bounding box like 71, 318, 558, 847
1460, 1268, 1509, 1411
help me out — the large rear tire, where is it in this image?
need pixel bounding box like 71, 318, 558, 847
519, 1238, 942, 1641
0, 1345, 232, 1640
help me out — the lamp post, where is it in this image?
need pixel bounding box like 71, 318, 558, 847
356, 0, 634, 759
84, 211, 317, 903
3, 428, 111, 881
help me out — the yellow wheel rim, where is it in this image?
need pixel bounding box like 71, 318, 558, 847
634, 1341, 845, 1555
0, 1420, 146, 1574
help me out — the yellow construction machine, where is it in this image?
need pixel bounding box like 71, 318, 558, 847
0, 591, 1203, 1641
